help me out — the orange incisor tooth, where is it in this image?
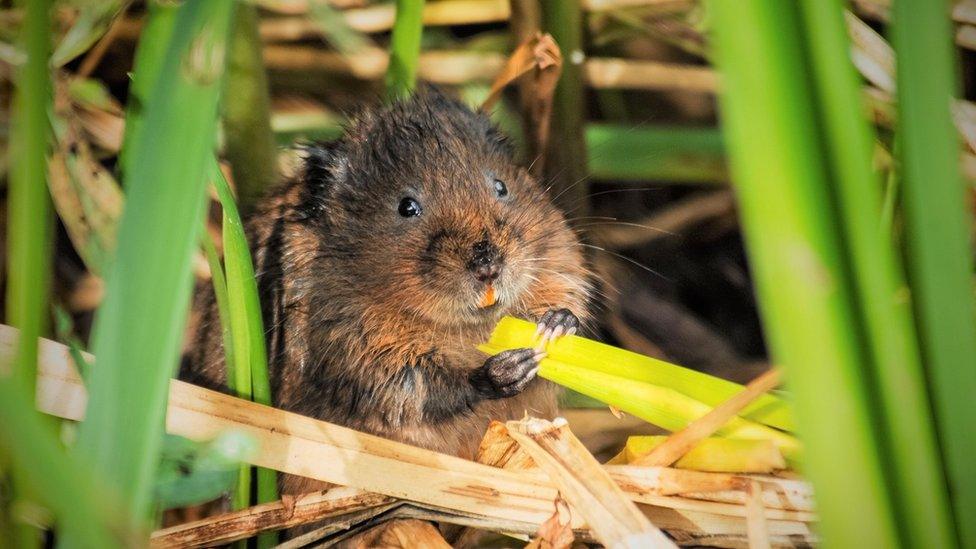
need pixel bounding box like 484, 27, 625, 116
480, 284, 497, 308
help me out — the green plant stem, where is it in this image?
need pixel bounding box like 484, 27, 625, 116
586, 124, 726, 183
210, 161, 277, 545
799, 3, 955, 546
0, 382, 119, 547
204, 210, 252, 536
7, 0, 54, 546
117, 0, 179, 185
386, 0, 424, 98
201, 232, 236, 394
8, 0, 52, 401
72, 0, 236, 536
892, 1, 976, 545
708, 1, 900, 546
540, 0, 589, 218
879, 144, 899, 237
222, 3, 277, 215
210, 162, 272, 412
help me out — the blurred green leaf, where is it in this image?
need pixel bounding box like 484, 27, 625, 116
587, 124, 726, 183
307, 0, 370, 56
892, 0, 976, 544
51, 1, 128, 68
71, 0, 236, 535
154, 432, 257, 511
222, 3, 277, 214
800, 3, 955, 546
52, 305, 91, 382
210, 161, 278, 521
67, 78, 118, 112
117, 0, 179, 185
386, 0, 424, 98
709, 0, 901, 545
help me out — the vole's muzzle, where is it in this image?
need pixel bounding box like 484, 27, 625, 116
468, 239, 501, 282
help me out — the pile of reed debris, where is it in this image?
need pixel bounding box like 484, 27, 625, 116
22, 327, 815, 548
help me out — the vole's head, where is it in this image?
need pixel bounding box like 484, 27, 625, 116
300, 88, 583, 326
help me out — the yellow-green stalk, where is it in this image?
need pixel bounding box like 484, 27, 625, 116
621, 436, 785, 473
484, 317, 794, 431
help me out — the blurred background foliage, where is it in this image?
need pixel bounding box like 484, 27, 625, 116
0, 0, 975, 546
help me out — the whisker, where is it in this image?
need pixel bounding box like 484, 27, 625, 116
578, 243, 671, 282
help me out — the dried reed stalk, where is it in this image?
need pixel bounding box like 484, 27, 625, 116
629, 494, 816, 523
745, 481, 771, 549
17, 327, 817, 545
633, 369, 783, 468
582, 0, 692, 11
328, 518, 452, 549
480, 33, 561, 177
584, 58, 718, 92
955, 0, 976, 25
607, 466, 814, 513
593, 191, 735, 249
476, 421, 538, 470
845, 11, 895, 93
149, 487, 393, 547
958, 25, 976, 50
260, 46, 719, 92
476, 423, 813, 513
507, 417, 678, 548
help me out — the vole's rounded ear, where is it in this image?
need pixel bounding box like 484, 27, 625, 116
483, 123, 514, 157
297, 141, 349, 218
301, 141, 348, 190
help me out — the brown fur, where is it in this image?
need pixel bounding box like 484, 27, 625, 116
182, 88, 590, 497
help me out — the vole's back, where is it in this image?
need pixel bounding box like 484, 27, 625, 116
182, 88, 590, 494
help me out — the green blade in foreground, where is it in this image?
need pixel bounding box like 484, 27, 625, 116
211, 162, 278, 530
0, 380, 118, 547
892, 0, 976, 545
73, 0, 236, 535
117, 0, 179, 186
482, 316, 794, 431
799, 2, 955, 547
709, 0, 900, 546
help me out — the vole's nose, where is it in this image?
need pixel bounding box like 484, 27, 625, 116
472, 260, 500, 282
469, 239, 501, 282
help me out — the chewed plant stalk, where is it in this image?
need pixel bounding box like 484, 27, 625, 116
482, 343, 802, 461
481, 316, 795, 430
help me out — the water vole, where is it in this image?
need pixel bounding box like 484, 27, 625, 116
183, 87, 591, 495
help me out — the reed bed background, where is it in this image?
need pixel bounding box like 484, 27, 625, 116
1, 0, 975, 547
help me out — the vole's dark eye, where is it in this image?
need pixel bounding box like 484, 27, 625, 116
493, 179, 509, 198
398, 197, 423, 218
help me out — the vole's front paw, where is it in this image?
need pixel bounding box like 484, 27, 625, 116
470, 348, 544, 399
535, 308, 580, 349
